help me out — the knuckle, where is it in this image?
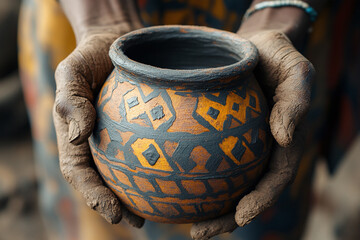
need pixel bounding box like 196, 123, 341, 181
295, 60, 315, 75
266, 30, 291, 43
55, 60, 67, 78
55, 53, 85, 84
288, 56, 315, 79
271, 30, 286, 39
55, 59, 75, 84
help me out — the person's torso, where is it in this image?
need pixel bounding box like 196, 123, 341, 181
137, 0, 252, 32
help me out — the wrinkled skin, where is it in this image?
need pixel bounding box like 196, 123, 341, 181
190, 31, 314, 240
53, 23, 145, 228
53, 26, 314, 240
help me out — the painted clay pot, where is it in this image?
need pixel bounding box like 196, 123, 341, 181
89, 25, 272, 224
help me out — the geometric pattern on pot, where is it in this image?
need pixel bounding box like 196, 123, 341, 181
89, 72, 271, 223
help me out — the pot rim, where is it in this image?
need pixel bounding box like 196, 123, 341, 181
109, 25, 258, 88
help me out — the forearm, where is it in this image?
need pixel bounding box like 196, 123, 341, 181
238, 0, 327, 48
59, 0, 142, 42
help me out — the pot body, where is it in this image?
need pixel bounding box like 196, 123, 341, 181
89, 26, 272, 223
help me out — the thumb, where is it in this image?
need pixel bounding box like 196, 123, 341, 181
54, 33, 116, 144
55, 94, 95, 145
248, 31, 315, 147
54, 58, 97, 145
270, 60, 314, 147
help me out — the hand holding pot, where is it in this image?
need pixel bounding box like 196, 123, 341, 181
53, 0, 144, 227
236, 29, 314, 223
191, 30, 315, 240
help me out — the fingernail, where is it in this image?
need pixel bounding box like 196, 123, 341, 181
235, 216, 246, 227
68, 120, 80, 143
235, 214, 251, 227
235, 206, 252, 227
190, 226, 207, 240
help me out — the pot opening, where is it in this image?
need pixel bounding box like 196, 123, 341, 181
111, 26, 258, 88
123, 34, 241, 70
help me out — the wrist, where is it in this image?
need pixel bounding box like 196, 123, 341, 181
239, 7, 310, 43
238, 0, 321, 48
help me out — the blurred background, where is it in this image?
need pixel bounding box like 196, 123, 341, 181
0, 0, 44, 239
0, 0, 359, 239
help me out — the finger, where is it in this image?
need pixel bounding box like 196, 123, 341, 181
190, 213, 237, 240
270, 59, 314, 147
249, 31, 314, 147
54, 34, 117, 144
54, 59, 102, 144
235, 125, 306, 227
54, 55, 95, 145
122, 207, 145, 228
53, 107, 122, 224
55, 94, 96, 145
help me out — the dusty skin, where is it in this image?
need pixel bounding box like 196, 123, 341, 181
53, 24, 145, 228
54, 28, 314, 239
191, 30, 314, 240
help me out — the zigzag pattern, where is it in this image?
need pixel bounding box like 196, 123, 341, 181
89, 71, 271, 223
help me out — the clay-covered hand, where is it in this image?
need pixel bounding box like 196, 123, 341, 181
53, 24, 144, 227
190, 30, 314, 239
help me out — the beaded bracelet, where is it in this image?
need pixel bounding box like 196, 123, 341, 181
243, 0, 318, 22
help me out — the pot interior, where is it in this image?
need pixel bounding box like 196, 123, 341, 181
124, 34, 241, 70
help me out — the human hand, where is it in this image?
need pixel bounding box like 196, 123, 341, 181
190, 30, 314, 239
53, 21, 145, 227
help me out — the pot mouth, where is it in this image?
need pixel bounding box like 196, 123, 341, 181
110, 25, 258, 89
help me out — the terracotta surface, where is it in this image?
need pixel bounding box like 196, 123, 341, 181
89, 25, 271, 223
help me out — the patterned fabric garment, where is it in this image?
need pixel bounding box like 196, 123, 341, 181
320, 0, 360, 172
17, 0, 359, 239
136, 0, 252, 31
299, 0, 360, 174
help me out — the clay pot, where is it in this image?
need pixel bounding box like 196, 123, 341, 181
89, 25, 271, 224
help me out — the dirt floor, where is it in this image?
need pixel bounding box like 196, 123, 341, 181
0, 129, 359, 240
